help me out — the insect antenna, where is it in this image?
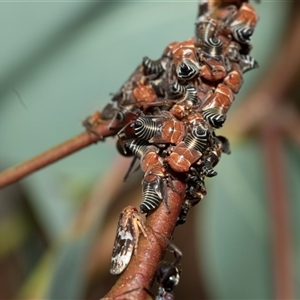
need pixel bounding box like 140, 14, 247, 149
123, 156, 140, 182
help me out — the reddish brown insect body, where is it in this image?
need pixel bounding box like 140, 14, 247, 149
141, 147, 166, 179
165, 38, 200, 80
184, 111, 207, 129
161, 119, 186, 144
202, 83, 235, 115
196, 80, 214, 103
168, 83, 200, 119
132, 80, 158, 110
223, 62, 243, 93
229, 2, 259, 44
170, 104, 186, 120
126, 140, 168, 214
199, 59, 227, 81
134, 112, 186, 145
140, 148, 168, 213
231, 2, 259, 29
166, 39, 198, 69
166, 125, 208, 173
167, 143, 201, 173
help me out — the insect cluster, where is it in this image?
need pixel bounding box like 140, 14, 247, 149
88, 0, 259, 298
98, 0, 259, 224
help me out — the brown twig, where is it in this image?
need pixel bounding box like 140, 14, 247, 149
0, 121, 117, 189
102, 180, 186, 300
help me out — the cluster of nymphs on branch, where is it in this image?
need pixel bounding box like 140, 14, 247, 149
85, 0, 259, 298
97, 0, 259, 222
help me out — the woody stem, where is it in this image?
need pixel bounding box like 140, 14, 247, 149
0, 122, 117, 189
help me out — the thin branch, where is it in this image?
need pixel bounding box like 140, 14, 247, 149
0, 121, 117, 189
102, 180, 186, 300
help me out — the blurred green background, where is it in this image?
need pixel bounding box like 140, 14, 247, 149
0, 1, 298, 299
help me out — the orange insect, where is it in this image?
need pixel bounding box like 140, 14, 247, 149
229, 2, 259, 44
134, 111, 186, 145
164, 38, 200, 81
125, 140, 168, 214
166, 124, 209, 173
201, 83, 235, 128
223, 61, 243, 94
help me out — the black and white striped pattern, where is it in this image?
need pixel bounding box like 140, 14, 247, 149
176, 59, 199, 80
195, 19, 217, 44
239, 55, 259, 73
142, 56, 164, 75
184, 125, 208, 152
203, 37, 223, 57
202, 109, 226, 128
140, 177, 164, 214
168, 81, 187, 99
134, 117, 161, 141
185, 85, 198, 105
231, 24, 254, 44
202, 161, 218, 177
125, 139, 151, 160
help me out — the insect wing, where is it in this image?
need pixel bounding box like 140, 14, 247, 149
110, 211, 135, 275
110, 206, 147, 275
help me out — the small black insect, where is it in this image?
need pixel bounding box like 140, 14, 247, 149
155, 242, 182, 300
110, 206, 147, 275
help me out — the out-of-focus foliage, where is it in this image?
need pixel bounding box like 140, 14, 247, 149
199, 140, 272, 298
0, 1, 297, 299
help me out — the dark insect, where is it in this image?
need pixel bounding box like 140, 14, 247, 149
110, 206, 147, 275
195, 18, 218, 46
167, 80, 187, 99
240, 54, 259, 73
155, 242, 182, 300
141, 176, 168, 214
223, 62, 243, 94
143, 56, 165, 77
